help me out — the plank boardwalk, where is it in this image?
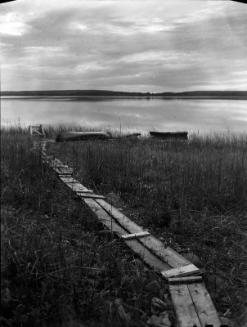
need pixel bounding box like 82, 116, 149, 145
38, 143, 222, 327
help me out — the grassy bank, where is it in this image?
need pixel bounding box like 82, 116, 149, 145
46, 130, 247, 325
1, 128, 173, 327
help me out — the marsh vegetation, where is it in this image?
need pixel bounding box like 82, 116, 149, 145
47, 128, 247, 324
1, 126, 247, 326
1, 128, 172, 327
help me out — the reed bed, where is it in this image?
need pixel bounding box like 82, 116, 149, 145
47, 129, 247, 325
1, 128, 173, 327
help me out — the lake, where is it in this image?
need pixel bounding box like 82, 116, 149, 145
1, 97, 247, 135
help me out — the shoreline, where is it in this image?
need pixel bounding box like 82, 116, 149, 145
2, 95, 247, 100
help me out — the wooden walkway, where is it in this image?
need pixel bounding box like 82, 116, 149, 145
34, 141, 223, 327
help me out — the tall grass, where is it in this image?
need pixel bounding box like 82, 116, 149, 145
48, 131, 247, 323
1, 128, 173, 327
49, 133, 247, 215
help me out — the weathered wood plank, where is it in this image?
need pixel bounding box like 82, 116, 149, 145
121, 231, 150, 240
68, 184, 93, 193
143, 241, 191, 269
59, 176, 77, 184
83, 198, 171, 272
58, 177, 93, 193
77, 193, 105, 199
95, 199, 191, 269
96, 199, 143, 232
161, 264, 201, 280
54, 167, 74, 175
188, 283, 221, 327
168, 276, 203, 285
49, 158, 65, 168
76, 189, 93, 194
58, 173, 73, 177
83, 198, 127, 236
66, 184, 92, 193
169, 284, 201, 327
53, 163, 69, 168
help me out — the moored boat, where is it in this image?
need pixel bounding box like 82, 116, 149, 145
149, 131, 188, 140
56, 131, 111, 142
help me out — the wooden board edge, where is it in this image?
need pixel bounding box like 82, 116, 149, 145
161, 264, 201, 279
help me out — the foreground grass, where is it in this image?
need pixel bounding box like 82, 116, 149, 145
47, 131, 247, 325
1, 128, 173, 327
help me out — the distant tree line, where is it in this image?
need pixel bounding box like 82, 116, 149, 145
1, 89, 247, 98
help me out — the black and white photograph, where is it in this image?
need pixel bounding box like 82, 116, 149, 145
1, 0, 247, 326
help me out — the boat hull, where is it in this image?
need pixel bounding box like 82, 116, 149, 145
150, 131, 188, 140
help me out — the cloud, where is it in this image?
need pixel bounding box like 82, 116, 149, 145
69, 22, 89, 32
1, 0, 247, 91
0, 12, 29, 36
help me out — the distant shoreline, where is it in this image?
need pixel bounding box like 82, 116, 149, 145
2, 96, 247, 101
2, 94, 247, 101
1, 89, 247, 100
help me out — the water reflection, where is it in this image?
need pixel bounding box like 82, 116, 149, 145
1, 97, 247, 134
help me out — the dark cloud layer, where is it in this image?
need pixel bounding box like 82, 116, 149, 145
1, 0, 247, 91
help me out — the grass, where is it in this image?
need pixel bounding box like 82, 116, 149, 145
1, 126, 247, 326
1, 127, 174, 327
46, 128, 247, 325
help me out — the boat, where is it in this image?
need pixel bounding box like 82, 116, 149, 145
149, 131, 188, 140
56, 131, 111, 142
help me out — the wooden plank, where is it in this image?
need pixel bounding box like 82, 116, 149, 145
143, 241, 191, 269
49, 159, 65, 168
54, 167, 74, 175
83, 198, 127, 236
96, 199, 143, 233
188, 283, 221, 327
95, 199, 191, 269
77, 193, 105, 199
58, 173, 73, 177
121, 231, 150, 240
53, 163, 69, 169
53, 164, 70, 168
76, 189, 93, 194
55, 171, 73, 176
57, 176, 93, 193
59, 176, 77, 184
161, 264, 201, 280
68, 184, 93, 193
168, 276, 203, 285
83, 198, 171, 272
169, 284, 201, 327
62, 182, 92, 193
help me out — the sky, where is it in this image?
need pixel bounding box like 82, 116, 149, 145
0, 0, 247, 92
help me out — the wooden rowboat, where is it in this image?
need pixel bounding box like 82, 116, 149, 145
56, 131, 111, 142
149, 131, 188, 140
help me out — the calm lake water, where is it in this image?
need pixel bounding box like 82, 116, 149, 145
1, 97, 247, 135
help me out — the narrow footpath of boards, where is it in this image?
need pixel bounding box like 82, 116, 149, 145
35, 141, 224, 327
